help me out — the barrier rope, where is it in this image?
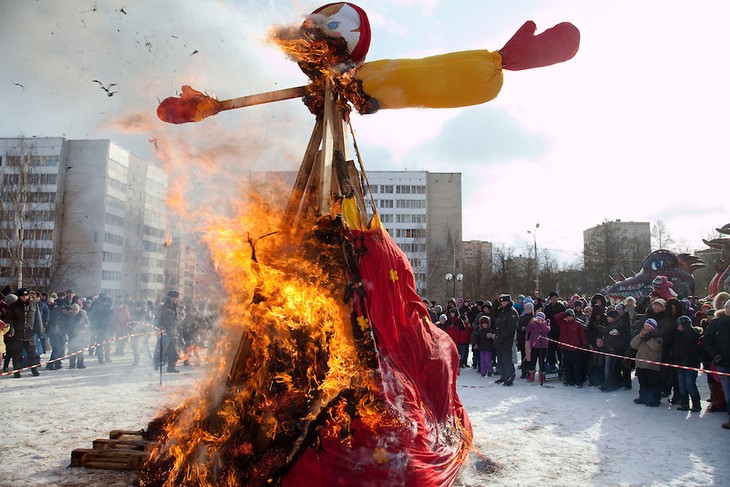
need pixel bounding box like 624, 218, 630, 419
1, 329, 160, 378
544, 336, 730, 377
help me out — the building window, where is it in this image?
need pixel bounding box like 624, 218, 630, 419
380, 185, 393, 194
396, 199, 426, 209
380, 214, 393, 223
380, 199, 394, 208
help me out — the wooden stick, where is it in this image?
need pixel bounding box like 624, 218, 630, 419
219, 86, 307, 111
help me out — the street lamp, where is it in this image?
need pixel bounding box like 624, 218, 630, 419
527, 223, 540, 296
445, 272, 463, 300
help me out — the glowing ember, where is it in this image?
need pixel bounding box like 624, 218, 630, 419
157, 85, 223, 124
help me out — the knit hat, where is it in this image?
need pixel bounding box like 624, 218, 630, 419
615, 303, 626, 311
439, 314, 447, 321
652, 298, 666, 308
434, 305, 442, 314
564, 308, 575, 317
644, 318, 658, 329
701, 303, 712, 311
607, 310, 619, 319
3, 294, 17, 305
548, 291, 559, 298
536, 311, 546, 320
524, 302, 534, 312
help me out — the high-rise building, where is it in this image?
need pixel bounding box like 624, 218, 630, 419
0, 137, 168, 300
367, 171, 462, 302
462, 240, 493, 299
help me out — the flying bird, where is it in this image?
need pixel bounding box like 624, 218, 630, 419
12, 81, 25, 90
92, 79, 117, 97
191, 50, 199, 56
120, 7, 127, 14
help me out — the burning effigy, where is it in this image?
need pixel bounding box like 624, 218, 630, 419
142, 3, 580, 486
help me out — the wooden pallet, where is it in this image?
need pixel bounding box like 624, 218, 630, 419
70, 430, 156, 470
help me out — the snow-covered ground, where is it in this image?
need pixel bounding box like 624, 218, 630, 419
2, 350, 729, 486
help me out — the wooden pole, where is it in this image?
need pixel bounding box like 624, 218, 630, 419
218, 86, 307, 111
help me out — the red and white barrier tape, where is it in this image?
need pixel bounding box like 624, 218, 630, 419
0, 330, 158, 378
544, 337, 730, 378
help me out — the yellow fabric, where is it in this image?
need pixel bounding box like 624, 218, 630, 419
340, 196, 383, 232
355, 50, 504, 109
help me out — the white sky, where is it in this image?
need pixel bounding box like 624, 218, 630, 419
1, 0, 728, 264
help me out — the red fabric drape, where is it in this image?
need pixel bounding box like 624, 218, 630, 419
285, 226, 471, 486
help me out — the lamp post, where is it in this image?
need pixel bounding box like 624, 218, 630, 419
445, 272, 463, 300
527, 223, 540, 296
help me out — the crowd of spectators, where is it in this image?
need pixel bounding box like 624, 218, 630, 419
424, 287, 730, 430
1, 287, 220, 378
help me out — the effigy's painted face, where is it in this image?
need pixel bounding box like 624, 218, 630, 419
312, 3, 362, 53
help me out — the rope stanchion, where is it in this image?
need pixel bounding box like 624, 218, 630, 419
0, 330, 158, 378
544, 337, 730, 378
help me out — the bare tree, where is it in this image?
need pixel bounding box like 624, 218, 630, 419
0, 138, 65, 291
0, 139, 36, 289
651, 220, 675, 250
584, 221, 650, 294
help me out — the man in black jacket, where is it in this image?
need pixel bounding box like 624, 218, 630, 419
543, 291, 566, 373
704, 300, 730, 429
156, 290, 182, 373
6, 288, 42, 378
492, 294, 518, 386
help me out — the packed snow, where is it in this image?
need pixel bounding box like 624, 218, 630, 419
2, 348, 728, 486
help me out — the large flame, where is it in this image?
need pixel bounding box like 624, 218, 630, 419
138, 189, 390, 485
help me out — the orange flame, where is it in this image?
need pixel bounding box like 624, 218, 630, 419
138, 188, 388, 485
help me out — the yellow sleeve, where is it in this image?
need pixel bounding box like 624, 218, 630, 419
355, 50, 504, 110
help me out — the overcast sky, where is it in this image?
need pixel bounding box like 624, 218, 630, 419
1, 0, 728, 264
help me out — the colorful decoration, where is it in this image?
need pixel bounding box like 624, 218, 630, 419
703, 223, 730, 296
354, 21, 580, 112
605, 249, 705, 302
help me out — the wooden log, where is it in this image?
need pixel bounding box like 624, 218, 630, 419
71, 448, 150, 469
92, 438, 155, 451
109, 429, 145, 440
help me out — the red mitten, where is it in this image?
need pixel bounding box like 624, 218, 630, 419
499, 21, 580, 71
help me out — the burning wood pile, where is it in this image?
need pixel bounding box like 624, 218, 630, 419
141, 3, 477, 486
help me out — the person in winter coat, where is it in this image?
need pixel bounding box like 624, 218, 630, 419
525, 311, 551, 384
630, 318, 664, 407
470, 302, 492, 368
474, 316, 496, 377
703, 300, 730, 429
91, 296, 115, 364
543, 292, 566, 373
517, 302, 535, 378
456, 314, 473, 368
155, 290, 183, 373
45, 298, 67, 370
556, 309, 587, 387
443, 309, 462, 345
666, 315, 703, 412
0, 318, 10, 370
113, 300, 131, 356
492, 294, 519, 386
5, 288, 43, 378
599, 310, 630, 392
66, 304, 89, 369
